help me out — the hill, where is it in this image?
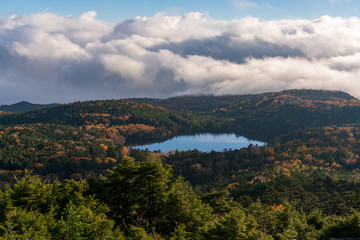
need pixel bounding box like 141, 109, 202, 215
0, 99, 221, 179
0, 101, 60, 113
130, 89, 357, 111
0, 99, 224, 146
131, 89, 360, 140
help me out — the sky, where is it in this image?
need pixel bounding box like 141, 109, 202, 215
2, 0, 359, 22
1, 0, 360, 103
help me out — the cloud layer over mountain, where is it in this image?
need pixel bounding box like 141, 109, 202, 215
1, 12, 360, 103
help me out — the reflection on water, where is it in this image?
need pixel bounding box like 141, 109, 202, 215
132, 133, 265, 152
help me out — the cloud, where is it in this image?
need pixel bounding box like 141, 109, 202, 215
1, 12, 360, 103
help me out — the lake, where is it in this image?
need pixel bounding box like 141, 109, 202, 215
132, 133, 265, 152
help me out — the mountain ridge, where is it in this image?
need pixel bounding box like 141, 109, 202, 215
1, 89, 359, 142
2, 89, 356, 113
0, 101, 60, 113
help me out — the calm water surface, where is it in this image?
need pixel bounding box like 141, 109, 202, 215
133, 133, 265, 152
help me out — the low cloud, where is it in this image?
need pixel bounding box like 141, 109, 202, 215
0, 12, 360, 103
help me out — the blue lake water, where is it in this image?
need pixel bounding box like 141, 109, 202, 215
133, 133, 265, 152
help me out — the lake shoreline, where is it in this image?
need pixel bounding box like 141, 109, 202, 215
130, 133, 265, 152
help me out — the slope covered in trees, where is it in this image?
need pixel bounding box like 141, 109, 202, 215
0, 99, 225, 182
1, 154, 360, 239
0, 89, 360, 238
162, 123, 360, 215
131, 89, 360, 140
0, 100, 225, 144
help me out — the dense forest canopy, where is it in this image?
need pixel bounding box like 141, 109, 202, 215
0, 89, 360, 238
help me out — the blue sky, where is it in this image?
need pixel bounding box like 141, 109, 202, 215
1, 0, 359, 21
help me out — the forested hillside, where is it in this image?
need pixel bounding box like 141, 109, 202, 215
0, 100, 225, 144
0, 100, 223, 182
132, 89, 360, 140
0, 90, 360, 239
1, 152, 360, 239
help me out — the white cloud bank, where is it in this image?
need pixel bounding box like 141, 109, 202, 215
0, 11, 360, 103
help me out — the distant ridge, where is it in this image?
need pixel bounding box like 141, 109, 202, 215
0, 101, 60, 113
128, 89, 358, 112
128, 89, 360, 140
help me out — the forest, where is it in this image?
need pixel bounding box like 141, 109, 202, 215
0, 89, 360, 239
